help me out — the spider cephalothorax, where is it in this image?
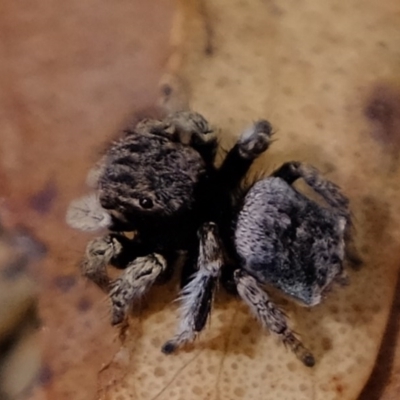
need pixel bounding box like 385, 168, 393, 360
66, 111, 360, 367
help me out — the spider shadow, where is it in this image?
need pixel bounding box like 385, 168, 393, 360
202, 283, 341, 365
127, 274, 182, 322
294, 191, 396, 367
358, 269, 400, 400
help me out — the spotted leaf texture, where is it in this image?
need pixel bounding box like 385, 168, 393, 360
98, 1, 400, 400
1, 1, 400, 400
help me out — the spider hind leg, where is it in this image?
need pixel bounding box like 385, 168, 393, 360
234, 269, 315, 367
272, 161, 362, 267
272, 162, 349, 216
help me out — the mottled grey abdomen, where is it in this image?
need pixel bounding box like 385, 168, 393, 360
234, 177, 346, 306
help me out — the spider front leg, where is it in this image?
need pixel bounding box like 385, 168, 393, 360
109, 253, 167, 325
162, 222, 223, 354
81, 234, 124, 291
234, 270, 315, 367
272, 161, 362, 266
218, 120, 273, 188
164, 111, 218, 165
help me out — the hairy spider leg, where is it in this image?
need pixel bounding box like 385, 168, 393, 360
272, 162, 349, 216
234, 270, 315, 367
162, 222, 224, 354
209, 120, 275, 292
217, 120, 273, 188
164, 111, 219, 166
109, 253, 167, 325
272, 161, 362, 267
81, 234, 124, 291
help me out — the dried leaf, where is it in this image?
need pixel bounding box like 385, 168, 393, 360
2, 1, 400, 400
102, 1, 400, 399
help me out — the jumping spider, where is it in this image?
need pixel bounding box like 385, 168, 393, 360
67, 111, 359, 367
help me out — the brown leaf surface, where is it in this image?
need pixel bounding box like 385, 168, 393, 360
100, 1, 400, 400
1, 1, 400, 400
0, 1, 174, 399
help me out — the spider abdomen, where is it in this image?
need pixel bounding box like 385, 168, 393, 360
234, 177, 346, 306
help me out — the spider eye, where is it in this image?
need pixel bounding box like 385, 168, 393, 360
139, 198, 153, 209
